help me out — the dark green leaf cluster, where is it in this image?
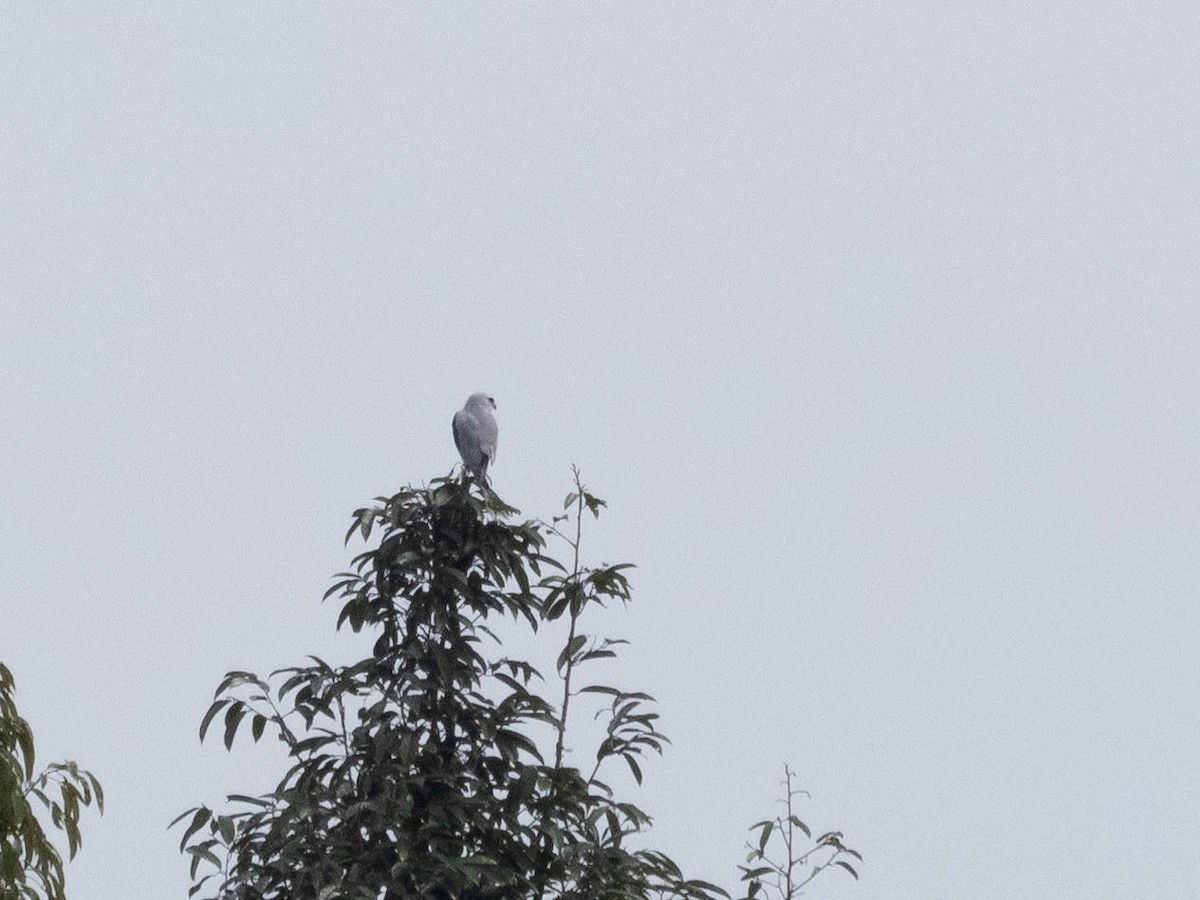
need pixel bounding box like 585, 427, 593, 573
177, 476, 732, 900
0, 663, 104, 900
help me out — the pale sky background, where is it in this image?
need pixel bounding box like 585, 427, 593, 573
3, 4, 1199, 898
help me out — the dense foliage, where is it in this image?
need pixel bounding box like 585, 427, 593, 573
177, 473, 859, 898
0, 663, 104, 900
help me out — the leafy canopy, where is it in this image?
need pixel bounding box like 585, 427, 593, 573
0, 663, 104, 900
177, 472, 859, 899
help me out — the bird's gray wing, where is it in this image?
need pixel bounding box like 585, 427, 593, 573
453, 409, 486, 476
452, 410, 467, 458
478, 413, 497, 464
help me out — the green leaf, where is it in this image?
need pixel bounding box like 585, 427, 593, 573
739, 866, 773, 880
15, 724, 35, 782
834, 859, 859, 880
624, 755, 643, 784
198, 700, 226, 742
513, 563, 530, 596
168, 805, 200, 829
226, 794, 272, 808
223, 702, 246, 751
90, 773, 104, 814
582, 493, 607, 518
757, 820, 773, 853
494, 729, 544, 763
557, 634, 587, 671
177, 807, 211, 852
185, 843, 223, 869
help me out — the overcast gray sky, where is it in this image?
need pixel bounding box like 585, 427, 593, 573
3, 4, 1199, 898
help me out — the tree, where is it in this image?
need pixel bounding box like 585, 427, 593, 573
176, 472, 859, 898
0, 663, 104, 900
739, 767, 861, 899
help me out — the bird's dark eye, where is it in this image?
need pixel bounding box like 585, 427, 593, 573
488, 397, 495, 405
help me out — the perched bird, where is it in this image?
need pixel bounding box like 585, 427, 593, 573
452, 392, 498, 483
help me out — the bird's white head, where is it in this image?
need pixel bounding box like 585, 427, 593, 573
466, 392, 496, 411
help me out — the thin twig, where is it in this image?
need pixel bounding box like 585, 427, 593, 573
553, 466, 585, 773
